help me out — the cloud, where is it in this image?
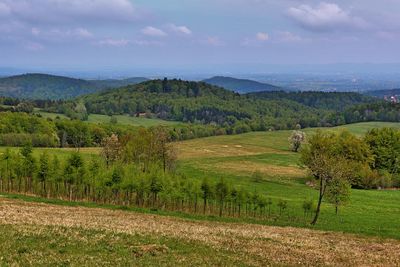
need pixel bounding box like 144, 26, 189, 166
167, 24, 192, 35
376, 31, 399, 40
73, 28, 93, 38
96, 38, 163, 47
276, 31, 303, 42
97, 38, 129, 47
0, 2, 11, 17
287, 2, 368, 32
141, 26, 167, 37
24, 41, 44, 51
34, 27, 94, 40
203, 36, 224, 46
256, 32, 269, 41
0, 0, 137, 25
241, 32, 269, 46
31, 27, 40, 36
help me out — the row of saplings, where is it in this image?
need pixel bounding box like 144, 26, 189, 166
0, 127, 301, 221
0, 126, 398, 225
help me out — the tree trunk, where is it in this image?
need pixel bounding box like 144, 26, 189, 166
311, 178, 326, 225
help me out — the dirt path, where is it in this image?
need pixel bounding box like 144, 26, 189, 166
0, 197, 399, 266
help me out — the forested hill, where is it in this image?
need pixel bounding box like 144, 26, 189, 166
90, 77, 149, 89
248, 91, 380, 111
202, 76, 282, 93
0, 73, 148, 100
71, 78, 337, 132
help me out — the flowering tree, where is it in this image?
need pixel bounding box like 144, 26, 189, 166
289, 130, 306, 152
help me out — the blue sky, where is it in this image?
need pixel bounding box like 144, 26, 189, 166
1, 0, 400, 74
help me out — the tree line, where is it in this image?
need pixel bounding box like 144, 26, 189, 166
0, 111, 229, 147
0, 128, 300, 221
300, 127, 400, 224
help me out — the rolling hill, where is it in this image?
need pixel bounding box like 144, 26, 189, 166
57, 78, 388, 133
202, 76, 282, 93
75, 78, 332, 131
248, 91, 379, 111
0, 73, 148, 100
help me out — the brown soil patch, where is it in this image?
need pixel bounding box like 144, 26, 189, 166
0, 197, 399, 266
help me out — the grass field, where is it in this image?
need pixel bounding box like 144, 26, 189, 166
36, 110, 180, 127
1, 122, 400, 237
1, 197, 400, 266
176, 122, 400, 239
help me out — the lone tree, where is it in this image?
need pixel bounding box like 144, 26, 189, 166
300, 131, 366, 225
289, 130, 306, 152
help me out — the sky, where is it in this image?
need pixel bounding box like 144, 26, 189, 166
1, 0, 400, 75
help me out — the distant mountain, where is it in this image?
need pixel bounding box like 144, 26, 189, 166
202, 76, 282, 93
0, 73, 149, 100
90, 77, 149, 89
364, 89, 400, 98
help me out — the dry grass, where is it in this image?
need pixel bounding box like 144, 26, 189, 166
211, 160, 306, 178
1, 197, 399, 266
176, 142, 288, 159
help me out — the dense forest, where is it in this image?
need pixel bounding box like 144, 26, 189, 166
0, 111, 225, 147
3, 78, 400, 142
0, 73, 148, 100
62, 79, 334, 131
344, 102, 400, 123
249, 91, 379, 111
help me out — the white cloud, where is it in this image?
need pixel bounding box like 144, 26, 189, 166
97, 38, 129, 47
141, 26, 167, 37
74, 28, 93, 38
0, 2, 11, 17
276, 31, 303, 42
376, 31, 399, 40
0, 0, 137, 24
287, 2, 368, 32
256, 32, 269, 41
31, 27, 40, 36
96, 38, 164, 47
203, 36, 224, 46
167, 24, 192, 35
43, 28, 94, 40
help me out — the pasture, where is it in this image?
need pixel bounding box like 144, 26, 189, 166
37, 110, 180, 127
177, 122, 400, 238
1, 122, 400, 239
1, 196, 400, 266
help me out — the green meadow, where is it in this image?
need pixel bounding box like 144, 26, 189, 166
37, 110, 180, 127
1, 122, 400, 239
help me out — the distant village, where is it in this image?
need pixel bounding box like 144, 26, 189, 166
384, 95, 399, 103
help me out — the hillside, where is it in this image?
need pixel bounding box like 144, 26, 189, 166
203, 76, 282, 93
249, 91, 379, 111
76, 78, 334, 131
90, 77, 149, 89
0, 74, 148, 100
